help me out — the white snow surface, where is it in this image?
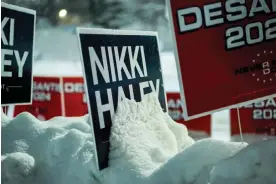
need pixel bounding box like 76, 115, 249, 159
231, 134, 276, 144
2, 93, 275, 184
210, 139, 276, 184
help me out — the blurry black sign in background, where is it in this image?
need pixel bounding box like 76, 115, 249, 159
1, 3, 36, 105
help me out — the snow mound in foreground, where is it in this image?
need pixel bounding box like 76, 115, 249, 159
149, 138, 247, 184
2, 93, 275, 184
210, 139, 276, 184
1, 94, 194, 184
1, 112, 99, 184
2, 152, 35, 184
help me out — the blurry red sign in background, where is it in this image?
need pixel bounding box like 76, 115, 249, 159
167, 0, 276, 119
13, 77, 63, 120
231, 97, 276, 136
63, 77, 88, 117
167, 92, 211, 135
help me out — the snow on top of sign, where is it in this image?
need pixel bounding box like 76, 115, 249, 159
77, 27, 158, 36
1, 2, 36, 15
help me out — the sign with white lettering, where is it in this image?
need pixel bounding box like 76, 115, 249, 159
1, 3, 36, 105
63, 77, 88, 116
231, 97, 276, 138
77, 28, 167, 170
167, 0, 276, 120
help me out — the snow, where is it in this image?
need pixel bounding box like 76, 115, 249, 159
2, 152, 36, 184
1, 111, 98, 184
210, 139, 276, 184
231, 134, 276, 144
149, 139, 247, 184
103, 94, 194, 183
2, 94, 275, 184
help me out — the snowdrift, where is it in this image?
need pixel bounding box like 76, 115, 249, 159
2, 93, 275, 184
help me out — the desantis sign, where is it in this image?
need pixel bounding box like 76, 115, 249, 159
77, 28, 166, 170
167, 92, 211, 135
13, 77, 63, 120
1, 3, 36, 105
167, 0, 276, 120
63, 77, 88, 116
231, 97, 276, 136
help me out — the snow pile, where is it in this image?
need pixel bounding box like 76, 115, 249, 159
2, 152, 35, 184
103, 94, 194, 183
1, 94, 194, 184
2, 94, 276, 184
149, 139, 247, 184
1, 111, 99, 184
210, 139, 276, 184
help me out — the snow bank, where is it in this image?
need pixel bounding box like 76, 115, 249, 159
2, 152, 35, 184
103, 94, 194, 183
1, 94, 194, 184
2, 95, 275, 184
149, 139, 247, 184
1, 111, 99, 184
210, 139, 276, 184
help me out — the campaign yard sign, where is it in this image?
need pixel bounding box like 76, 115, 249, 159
231, 97, 276, 137
77, 28, 167, 170
167, 0, 276, 120
167, 92, 211, 136
13, 77, 63, 120
1, 3, 36, 105
63, 77, 88, 116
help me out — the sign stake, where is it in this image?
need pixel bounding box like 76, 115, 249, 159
237, 107, 244, 143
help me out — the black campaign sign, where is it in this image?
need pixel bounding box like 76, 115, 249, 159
1, 3, 36, 105
77, 29, 167, 170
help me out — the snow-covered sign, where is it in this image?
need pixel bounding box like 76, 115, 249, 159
1, 3, 36, 105
167, 0, 276, 120
77, 28, 167, 170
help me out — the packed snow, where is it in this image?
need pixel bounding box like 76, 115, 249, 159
210, 139, 276, 184
2, 93, 276, 184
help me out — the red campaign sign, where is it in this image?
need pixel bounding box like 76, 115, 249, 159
231, 97, 276, 136
63, 77, 88, 117
13, 77, 62, 120
167, 92, 211, 135
167, 0, 276, 120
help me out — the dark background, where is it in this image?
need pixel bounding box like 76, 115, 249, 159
79, 33, 166, 169
1, 6, 35, 105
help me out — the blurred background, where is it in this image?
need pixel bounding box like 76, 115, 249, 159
2, 0, 173, 62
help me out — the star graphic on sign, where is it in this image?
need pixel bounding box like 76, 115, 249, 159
252, 50, 275, 84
